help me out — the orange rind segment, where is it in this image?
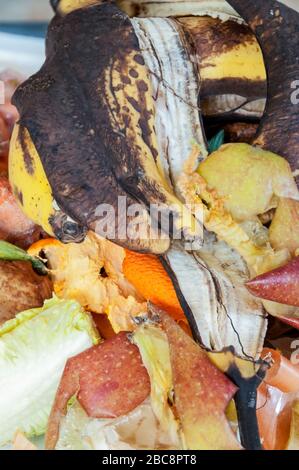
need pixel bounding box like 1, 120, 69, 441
123, 250, 186, 324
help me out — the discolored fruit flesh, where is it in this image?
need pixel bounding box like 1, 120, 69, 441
269, 198, 299, 256
198, 143, 299, 223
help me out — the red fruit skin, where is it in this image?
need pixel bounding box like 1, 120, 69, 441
159, 310, 241, 450
280, 317, 299, 331
45, 333, 150, 450
246, 257, 299, 307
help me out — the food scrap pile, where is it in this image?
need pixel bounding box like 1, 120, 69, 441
0, 0, 299, 451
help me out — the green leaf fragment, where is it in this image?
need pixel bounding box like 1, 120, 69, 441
208, 130, 225, 154
0, 240, 47, 275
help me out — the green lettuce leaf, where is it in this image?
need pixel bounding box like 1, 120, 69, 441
0, 296, 99, 446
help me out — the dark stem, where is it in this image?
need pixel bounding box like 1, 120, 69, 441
234, 379, 262, 450
227, 362, 267, 450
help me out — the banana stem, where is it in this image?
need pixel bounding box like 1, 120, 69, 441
227, 362, 268, 450
234, 381, 262, 450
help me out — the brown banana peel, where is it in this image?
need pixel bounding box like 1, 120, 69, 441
120, 1, 267, 122
227, 0, 299, 186
10, 0, 201, 253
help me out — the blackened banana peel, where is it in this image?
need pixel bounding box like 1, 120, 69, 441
10, 0, 200, 253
